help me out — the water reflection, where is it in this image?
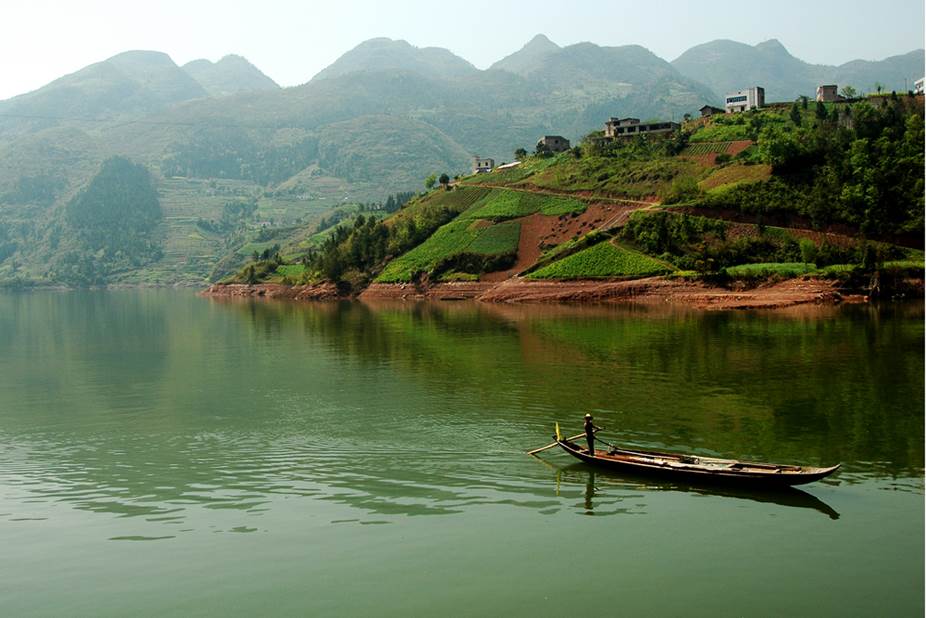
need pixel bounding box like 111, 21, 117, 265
0, 291, 920, 535
552, 463, 841, 520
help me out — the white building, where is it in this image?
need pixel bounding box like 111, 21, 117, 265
725, 87, 765, 113
472, 156, 495, 174
915, 78, 924, 95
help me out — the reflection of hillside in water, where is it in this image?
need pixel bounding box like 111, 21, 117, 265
0, 293, 920, 533
216, 298, 925, 476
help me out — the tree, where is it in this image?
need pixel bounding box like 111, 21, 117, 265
815, 101, 828, 121
799, 238, 818, 265
874, 82, 883, 95
438, 173, 450, 189
424, 173, 437, 190
790, 102, 802, 126
841, 85, 857, 99
514, 148, 528, 160
801, 96, 809, 110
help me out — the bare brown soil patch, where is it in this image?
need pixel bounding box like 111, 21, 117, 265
726, 140, 754, 156
481, 203, 648, 281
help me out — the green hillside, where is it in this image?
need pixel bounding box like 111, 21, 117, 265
0, 36, 922, 288
230, 95, 924, 291
41, 157, 163, 285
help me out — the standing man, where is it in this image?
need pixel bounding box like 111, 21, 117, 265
584, 413, 601, 457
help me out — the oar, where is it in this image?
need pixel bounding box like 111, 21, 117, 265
527, 433, 587, 456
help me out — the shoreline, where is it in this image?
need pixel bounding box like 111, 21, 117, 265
199, 275, 912, 310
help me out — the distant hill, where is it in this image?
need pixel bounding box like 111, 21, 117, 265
182, 55, 279, 96
834, 51, 925, 95
311, 38, 479, 81
0, 51, 206, 136
672, 39, 925, 102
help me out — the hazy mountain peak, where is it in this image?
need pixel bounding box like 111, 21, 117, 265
106, 50, 178, 68
755, 39, 790, 55
490, 33, 561, 75
525, 34, 559, 50
312, 37, 477, 81
182, 54, 279, 96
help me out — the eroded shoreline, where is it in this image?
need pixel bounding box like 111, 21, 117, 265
199, 275, 904, 310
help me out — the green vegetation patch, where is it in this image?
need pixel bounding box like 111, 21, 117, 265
524, 155, 700, 200
376, 217, 521, 283
437, 271, 480, 282
689, 123, 750, 142
466, 220, 521, 255
378, 220, 476, 282
724, 262, 817, 278
463, 189, 586, 220
237, 241, 278, 257
699, 164, 772, 192
682, 142, 736, 155
275, 264, 307, 278
883, 259, 925, 271
528, 241, 674, 280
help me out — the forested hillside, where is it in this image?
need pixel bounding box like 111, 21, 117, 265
50, 157, 163, 285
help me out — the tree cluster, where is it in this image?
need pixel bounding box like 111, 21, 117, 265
51, 156, 164, 284
302, 202, 459, 286
711, 97, 924, 238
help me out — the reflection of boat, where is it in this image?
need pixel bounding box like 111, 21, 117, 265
554, 435, 840, 487
559, 465, 841, 520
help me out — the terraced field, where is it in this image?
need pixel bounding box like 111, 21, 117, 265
527, 240, 675, 280
462, 189, 586, 220
376, 217, 521, 283
682, 142, 736, 155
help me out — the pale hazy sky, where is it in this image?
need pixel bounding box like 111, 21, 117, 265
2, 0, 923, 100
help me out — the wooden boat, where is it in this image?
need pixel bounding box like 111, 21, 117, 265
554, 436, 840, 487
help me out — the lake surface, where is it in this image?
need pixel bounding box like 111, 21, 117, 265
0, 290, 922, 616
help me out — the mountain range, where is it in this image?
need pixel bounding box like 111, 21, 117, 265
0, 35, 921, 286
672, 39, 924, 101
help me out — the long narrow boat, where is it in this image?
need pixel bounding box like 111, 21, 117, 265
555, 436, 840, 487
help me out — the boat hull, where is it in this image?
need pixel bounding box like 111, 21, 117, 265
555, 440, 840, 487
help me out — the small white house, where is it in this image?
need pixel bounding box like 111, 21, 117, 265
915, 78, 924, 95
725, 87, 765, 113
472, 156, 495, 174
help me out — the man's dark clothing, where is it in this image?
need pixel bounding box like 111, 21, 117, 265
584, 418, 596, 456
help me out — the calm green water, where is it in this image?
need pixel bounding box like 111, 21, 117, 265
0, 290, 922, 617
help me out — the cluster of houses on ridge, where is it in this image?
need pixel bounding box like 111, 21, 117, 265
472, 80, 925, 174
